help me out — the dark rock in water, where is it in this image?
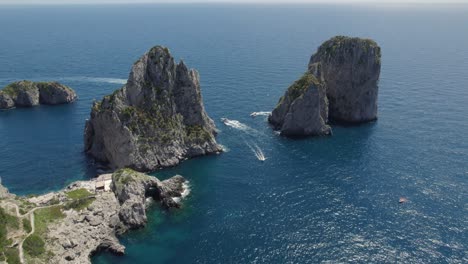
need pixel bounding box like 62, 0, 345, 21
309, 36, 381, 123
84, 46, 222, 171
0, 80, 77, 109
269, 36, 381, 136
0, 92, 14, 109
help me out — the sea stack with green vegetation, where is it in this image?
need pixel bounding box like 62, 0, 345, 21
269, 36, 381, 136
84, 46, 222, 171
0, 169, 188, 263
0, 81, 77, 109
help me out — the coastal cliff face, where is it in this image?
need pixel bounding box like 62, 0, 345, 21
84, 46, 222, 171
268, 70, 331, 136
0, 81, 77, 109
269, 36, 381, 136
309, 36, 381, 123
0, 169, 188, 264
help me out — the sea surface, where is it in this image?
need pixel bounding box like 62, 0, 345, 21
0, 4, 467, 263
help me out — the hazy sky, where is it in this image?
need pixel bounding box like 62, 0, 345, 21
1, 0, 467, 4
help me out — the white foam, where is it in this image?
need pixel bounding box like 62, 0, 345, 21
172, 181, 191, 203
181, 181, 191, 198
250, 111, 271, 117
219, 144, 230, 152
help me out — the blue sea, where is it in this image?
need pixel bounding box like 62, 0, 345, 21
0, 3, 467, 263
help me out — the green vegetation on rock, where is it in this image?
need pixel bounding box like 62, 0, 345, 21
1, 81, 37, 97
64, 188, 95, 211
287, 72, 320, 101
0, 207, 20, 263
64, 197, 95, 211
66, 188, 92, 200
23, 234, 45, 257
34, 206, 65, 236
4, 247, 20, 264
23, 218, 32, 233
186, 125, 211, 141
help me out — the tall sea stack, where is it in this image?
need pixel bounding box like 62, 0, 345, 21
269, 36, 381, 136
84, 46, 222, 171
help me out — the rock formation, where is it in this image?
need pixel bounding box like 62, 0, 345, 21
84, 46, 222, 171
309, 36, 381, 123
111, 169, 186, 232
269, 36, 381, 136
0, 169, 188, 264
0, 80, 77, 109
269, 69, 331, 136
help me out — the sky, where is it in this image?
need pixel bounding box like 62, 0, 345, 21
0, 0, 467, 5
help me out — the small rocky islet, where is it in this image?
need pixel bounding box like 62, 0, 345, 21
84, 46, 222, 171
269, 36, 382, 136
0, 81, 77, 109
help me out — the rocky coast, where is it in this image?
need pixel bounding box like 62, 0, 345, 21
0, 169, 188, 264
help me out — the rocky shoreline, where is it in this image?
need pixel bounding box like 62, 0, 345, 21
0, 169, 188, 264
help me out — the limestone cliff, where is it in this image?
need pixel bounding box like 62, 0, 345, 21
268, 69, 331, 136
309, 36, 381, 123
0, 80, 77, 109
269, 36, 381, 136
84, 46, 222, 171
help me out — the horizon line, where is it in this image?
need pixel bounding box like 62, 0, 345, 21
1, 1, 468, 6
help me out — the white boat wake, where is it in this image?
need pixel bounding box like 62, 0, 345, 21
247, 142, 266, 161
250, 111, 271, 117
59, 77, 127, 84
0, 76, 127, 85
221, 118, 256, 133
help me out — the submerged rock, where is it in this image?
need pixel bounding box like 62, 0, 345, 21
84, 46, 222, 171
0, 80, 77, 109
269, 36, 381, 136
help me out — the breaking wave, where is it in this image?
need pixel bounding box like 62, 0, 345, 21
172, 181, 191, 203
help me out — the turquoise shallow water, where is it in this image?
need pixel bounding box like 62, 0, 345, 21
0, 4, 467, 263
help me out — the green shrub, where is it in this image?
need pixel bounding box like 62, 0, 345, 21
64, 197, 95, 211
23, 218, 32, 233
4, 247, 20, 264
23, 234, 45, 257
287, 72, 320, 101
66, 188, 92, 200
34, 206, 65, 236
